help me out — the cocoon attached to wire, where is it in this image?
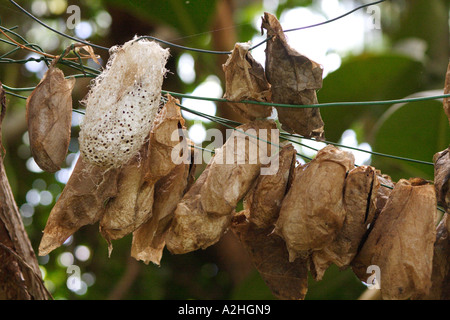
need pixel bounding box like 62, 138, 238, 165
79, 37, 170, 168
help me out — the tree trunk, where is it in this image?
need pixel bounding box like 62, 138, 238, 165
0, 84, 51, 300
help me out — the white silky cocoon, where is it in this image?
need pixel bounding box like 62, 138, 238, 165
79, 38, 170, 168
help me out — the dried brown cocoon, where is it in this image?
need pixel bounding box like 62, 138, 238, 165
309, 166, 380, 280
222, 42, 272, 121
244, 144, 296, 228
274, 145, 355, 262
433, 147, 450, 213
38, 156, 120, 256
261, 12, 324, 139
145, 95, 186, 183
200, 120, 277, 216
351, 178, 437, 300
131, 160, 196, 265
26, 65, 75, 173
353, 172, 395, 257
231, 144, 309, 300
99, 145, 154, 251
166, 120, 277, 254
165, 165, 230, 254
424, 214, 450, 300
372, 172, 395, 217
99, 97, 187, 251
232, 211, 309, 300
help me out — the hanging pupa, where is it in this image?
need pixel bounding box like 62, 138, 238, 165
273, 145, 355, 262
232, 144, 309, 300
424, 214, 450, 300
261, 12, 325, 139
131, 160, 196, 265
38, 156, 120, 256
309, 165, 380, 280
433, 147, 450, 213
26, 61, 75, 173
99, 96, 186, 252
351, 178, 437, 300
165, 120, 277, 254
222, 42, 272, 121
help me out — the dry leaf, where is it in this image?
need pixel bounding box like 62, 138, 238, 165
443, 61, 450, 125
261, 12, 324, 139
223, 42, 272, 120
26, 65, 75, 172
166, 120, 277, 254
76, 44, 101, 66
309, 165, 380, 280
38, 155, 120, 256
131, 159, 196, 265
351, 178, 437, 300
424, 214, 450, 300
433, 147, 450, 212
232, 211, 309, 300
274, 145, 355, 262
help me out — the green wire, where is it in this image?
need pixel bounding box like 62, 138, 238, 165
163, 90, 450, 109
281, 132, 435, 166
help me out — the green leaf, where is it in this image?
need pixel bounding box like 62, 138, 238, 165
318, 54, 426, 142
231, 270, 275, 300
372, 99, 449, 182
305, 265, 366, 300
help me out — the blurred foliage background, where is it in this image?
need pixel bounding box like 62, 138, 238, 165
0, 0, 449, 300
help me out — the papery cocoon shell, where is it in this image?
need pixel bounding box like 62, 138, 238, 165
372, 172, 395, 217
433, 147, 450, 213
232, 211, 309, 300
274, 145, 355, 262
165, 165, 228, 254
424, 214, 450, 300
38, 155, 120, 256
131, 160, 196, 265
244, 144, 296, 228
78, 38, 169, 168
232, 144, 309, 300
145, 94, 186, 183
26, 66, 75, 173
100, 97, 186, 252
166, 120, 278, 254
222, 42, 272, 121
99, 143, 154, 250
200, 120, 278, 217
261, 12, 324, 139
309, 165, 380, 280
351, 178, 437, 300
